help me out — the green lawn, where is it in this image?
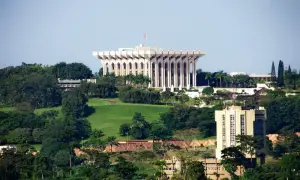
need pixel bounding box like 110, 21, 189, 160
0, 98, 170, 139
87, 98, 170, 138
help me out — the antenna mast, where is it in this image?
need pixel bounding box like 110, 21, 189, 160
143, 33, 147, 46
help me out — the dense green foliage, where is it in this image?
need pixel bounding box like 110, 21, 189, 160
266, 96, 300, 133
185, 161, 206, 180
62, 88, 89, 118
160, 105, 216, 137
0, 63, 61, 108
52, 62, 93, 79
202, 86, 214, 95
196, 61, 300, 89
277, 60, 284, 87
119, 86, 161, 104
119, 113, 172, 140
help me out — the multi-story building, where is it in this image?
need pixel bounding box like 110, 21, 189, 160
93, 44, 205, 88
215, 106, 266, 159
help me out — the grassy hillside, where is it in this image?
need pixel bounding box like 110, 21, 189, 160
0, 98, 170, 139
87, 98, 170, 138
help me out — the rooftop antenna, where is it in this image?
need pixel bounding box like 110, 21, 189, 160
142, 33, 147, 46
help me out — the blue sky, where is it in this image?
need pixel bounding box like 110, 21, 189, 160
1, 0, 299, 74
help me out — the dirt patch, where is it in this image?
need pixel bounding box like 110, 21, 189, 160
106, 100, 117, 104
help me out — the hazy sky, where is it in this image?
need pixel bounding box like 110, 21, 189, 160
1, 0, 299, 74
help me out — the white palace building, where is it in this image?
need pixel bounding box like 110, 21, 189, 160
93, 44, 205, 88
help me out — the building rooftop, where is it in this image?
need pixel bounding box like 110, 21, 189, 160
93, 45, 205, 60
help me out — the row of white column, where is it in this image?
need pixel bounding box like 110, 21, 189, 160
102, 58, 197, 88
103, 61, 149, 77
149, 59, 197, 88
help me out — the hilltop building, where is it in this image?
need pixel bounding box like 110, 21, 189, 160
93, 44, 205, 88
215, 106, 266, 159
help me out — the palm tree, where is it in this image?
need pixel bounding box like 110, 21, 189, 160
205, 72, 212, 86
223, 75, 231, 88
215, 71, 224, 87
106, 136, 119, 153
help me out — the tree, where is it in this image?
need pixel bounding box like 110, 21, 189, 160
54, 149, 71, 167
236, 135, 258, 167
277, 60, 284, 87
193, 97, 201, 107
215, 71, 224, 87
130, 113, 151, 139
0, 148, 35, 180
0, 64, 62, 108
161, 90, 175, 105
185, 161, 206, 180
119, 123, 131, 136
6, 128, 34, 144
113, 156, 138, 180
150, 121, 173, 140
152, 160, 167, 180
61, 89, 88, 118
202, 87, 214, 96
221, 147, 245, 179
271, 61, 276, 85
175, 91, 189, 104
279, 153, 300, 180
99, 67, 103, 77
205, 72, 212, 86
52, 62, 93, 79
90, 129, 105, 139
106, 136, 119, 153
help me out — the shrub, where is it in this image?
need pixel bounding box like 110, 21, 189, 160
202, 87, 214, 95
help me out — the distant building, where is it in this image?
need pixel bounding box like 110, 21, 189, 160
215, 106, 266, 159
93, 44, 205, 88
57, 79, 96, 89
249, 74, 272, 83
229, 72, 272, 83
163, 157, 242, 180
0, 145, 17, 154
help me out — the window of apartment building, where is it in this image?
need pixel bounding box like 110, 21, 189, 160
222, 114, 226, 148
230, 114, 235, 146
240, 114, 246, 135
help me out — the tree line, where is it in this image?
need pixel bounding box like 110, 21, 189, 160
119, 105, 217, 140
196, 60, 300, 89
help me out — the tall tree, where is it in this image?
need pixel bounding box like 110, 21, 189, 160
61, 88, 88, 118
277, 60, 284, 87
271, 61, 276, 85
205, 72, 212, 86
185, 161, 207, 180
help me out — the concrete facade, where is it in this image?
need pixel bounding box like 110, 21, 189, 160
215, 106, 266, 159
93, 45, 205, 88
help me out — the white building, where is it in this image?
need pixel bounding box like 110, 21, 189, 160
93, 45, 205, 88
229, 72, 273, 83
215, 106, 266, 159
0, 145, 17, 154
